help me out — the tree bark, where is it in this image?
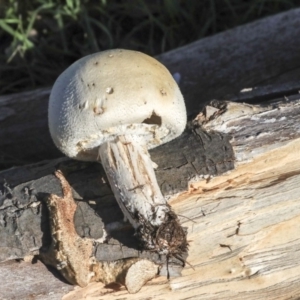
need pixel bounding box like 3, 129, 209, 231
64, 97, 300, 300
1, 8, 300, 169
1, 94, 300, 298
2, 8, 300, 300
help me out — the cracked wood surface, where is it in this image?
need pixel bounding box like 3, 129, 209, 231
0, 114, 234, 299
62, 98, 300, 300
1, 97, 300, 299
0, 124, 234, 264
2, 9, 300, 299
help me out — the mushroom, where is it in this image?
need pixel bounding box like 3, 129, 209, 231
48, 49, 188, 265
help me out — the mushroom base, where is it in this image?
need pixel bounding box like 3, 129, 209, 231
98, 135, 188, 267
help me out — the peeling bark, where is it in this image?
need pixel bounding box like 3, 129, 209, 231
2, 9, 300, 299
1, 95, 300, 298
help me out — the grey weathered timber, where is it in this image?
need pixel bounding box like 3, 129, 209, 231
1, 95, 300, 299
1, 9, 300, 168
200, 96, 300, 163
0, 259, 74, 299
1, 95, 300, 264
61, 95, 300, 300
0, 124, 234, 263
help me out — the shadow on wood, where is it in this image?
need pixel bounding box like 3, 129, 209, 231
1, 95, 300, 298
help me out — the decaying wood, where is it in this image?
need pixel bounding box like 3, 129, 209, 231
1, 95, 300, 298
0, 122, 233, 263
1, 8, 300, 168
62, 97, 300, 299
42, 170, 158, 292
2, 9, 300, 299
0, 259, 74, 300
64, 140, 300, 300
199, 97, 300, 162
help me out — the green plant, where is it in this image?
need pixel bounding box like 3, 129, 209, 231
0, 0, 298, 95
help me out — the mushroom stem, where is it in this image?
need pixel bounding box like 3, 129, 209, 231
99, 135, 169, 229
99, 135, 188, 257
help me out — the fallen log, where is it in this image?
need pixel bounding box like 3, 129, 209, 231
1, 8, 300, 168
1, 94, 300, 299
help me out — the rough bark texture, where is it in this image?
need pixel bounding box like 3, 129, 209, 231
1, 95, 300, 298
63, 96, 300, 300
0, 124, 234, 263
1, 9, 300, 169
2, 8, 300, 300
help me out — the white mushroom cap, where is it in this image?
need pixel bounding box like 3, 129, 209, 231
49, 49, 186, 161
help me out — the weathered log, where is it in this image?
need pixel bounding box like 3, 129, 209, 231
63, 97, 300, 299
1, 9, 300, 168
1, 94, 300, 298
0, 120, 234, 263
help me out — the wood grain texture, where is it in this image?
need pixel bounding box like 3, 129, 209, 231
1, 9, 300, 168
63, 99, 300, 300
0, 121, 234, 263
1, 96, 300, 299
2, 9, 300, 298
